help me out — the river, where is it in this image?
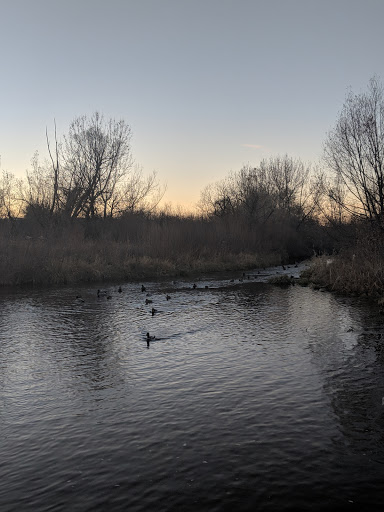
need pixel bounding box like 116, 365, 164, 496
1, 263, 384, 511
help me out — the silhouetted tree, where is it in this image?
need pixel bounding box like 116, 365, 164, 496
198, 156, 315, 227
20, 151, 54, 225
0, 170, 18, 219
324, 76, 384, 229
61, 112, 133, 218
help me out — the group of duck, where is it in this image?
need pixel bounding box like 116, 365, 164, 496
90, 264, 299, 347
94, 282, 197, 347
141, 282, 189, 347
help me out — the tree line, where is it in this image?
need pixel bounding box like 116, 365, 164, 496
1, 77, 384, 259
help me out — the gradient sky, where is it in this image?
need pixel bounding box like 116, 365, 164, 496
1, 0, 384, 210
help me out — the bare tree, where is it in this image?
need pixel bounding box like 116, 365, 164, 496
46, 120, 60, 215
19, 112, 163, 221
324, 76, 384, 228
198, 156, 315, 226
0, 170, 19, 219
20, 151, 54, 223
61, 112, 133, 218
198, 176, 236, 217
118, 166, 165, 214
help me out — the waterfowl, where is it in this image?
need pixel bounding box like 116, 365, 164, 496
166, 294, 171, 300
118, 286, 122, 293
145, 298, 153, 304
146, 332, 156, 341
141, 285, 146, 292
192, 283, 197, 289
151, 307, 158, 316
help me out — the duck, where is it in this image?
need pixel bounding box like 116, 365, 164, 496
146, 332, 156, 343
151, 307, 158, 316
118, 286, 122, 293
192, 283, 197, 289
141, 285, 146, 292
166, 294, 171, 300
145, 298, 153, 305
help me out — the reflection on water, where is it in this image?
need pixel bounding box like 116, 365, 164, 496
1, 267, 384, 511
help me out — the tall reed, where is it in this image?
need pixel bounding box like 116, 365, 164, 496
0, 212, 313, 287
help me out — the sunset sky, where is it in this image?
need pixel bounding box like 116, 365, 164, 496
1, 0, 384, 210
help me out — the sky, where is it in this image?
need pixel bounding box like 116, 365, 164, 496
1, 0, 384, 211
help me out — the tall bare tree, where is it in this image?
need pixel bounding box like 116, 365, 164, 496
61, 112, 133, 218
324, 76, 384, 228
46, 120, 60, 216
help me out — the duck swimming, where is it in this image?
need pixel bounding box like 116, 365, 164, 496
146, 333, 156, 346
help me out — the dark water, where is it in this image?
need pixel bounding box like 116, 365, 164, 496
1, 264, 384, 511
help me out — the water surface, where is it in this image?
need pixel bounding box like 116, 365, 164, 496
1, 264, 384, 511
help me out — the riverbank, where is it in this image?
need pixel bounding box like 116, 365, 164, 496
302, 252, 384, 302
0, 237, 283, 287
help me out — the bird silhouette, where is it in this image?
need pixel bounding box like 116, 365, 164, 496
146, 332, 156, 346
141, 285, 146, 292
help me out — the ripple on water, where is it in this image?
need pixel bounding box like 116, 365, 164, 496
1, 280, 384, 510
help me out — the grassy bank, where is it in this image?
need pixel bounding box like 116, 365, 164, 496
302, 249, 384, 299
0, 238, 281, 286
0, 215, 291, 287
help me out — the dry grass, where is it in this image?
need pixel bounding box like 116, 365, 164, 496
303, 250, 384, 297
0, 210, 313, 287
0, 228, 282, 287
